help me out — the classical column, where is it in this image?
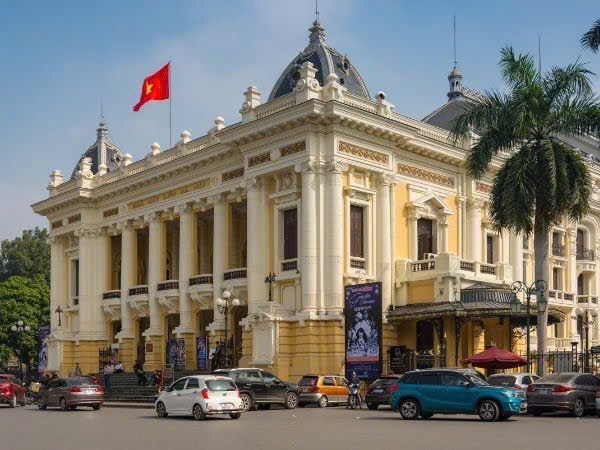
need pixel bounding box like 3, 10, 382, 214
49, 236, 66, 331
299, 161, 318, 311
198, 218, 210, 274
177, 204, 196, 332
324, 160, 345, 311
147, 212, 165, 334
119, 222, 136, 338
377, 174, 393, 311
247, 178, 267, 314
468, 199, 483, 261
212, 196, 228, 324
567, 228, 578, 296
76, 228, 94, 337
509, 232, 523, 282
408, 208, 419, 260
94, 231, 110, 335
439, 215, 449, 254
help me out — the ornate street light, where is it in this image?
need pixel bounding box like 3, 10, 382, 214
511, 280, 548, 374
216, 290, 240, 369
11, 320, 31, 333
55, 305, 64, 327
264, 272, 276, 302
574, 307, 597, 373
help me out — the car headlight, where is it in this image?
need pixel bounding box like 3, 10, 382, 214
505, 390, 524, 399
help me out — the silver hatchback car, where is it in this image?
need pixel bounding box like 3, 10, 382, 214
487, 373, 540, 391
526, 372, 600, 417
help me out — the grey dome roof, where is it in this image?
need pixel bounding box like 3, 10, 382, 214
70, 120, 125, 179
268, 20, 370, 101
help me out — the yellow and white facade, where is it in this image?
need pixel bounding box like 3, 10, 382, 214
33, 20, 600, 378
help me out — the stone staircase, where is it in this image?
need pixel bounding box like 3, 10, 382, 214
98, 369, 210, 404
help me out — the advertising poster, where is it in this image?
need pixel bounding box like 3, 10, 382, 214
196, 336, 208, 370
37, 325, 51, 372
344, 282, 382, 380
176, 338, 186, 368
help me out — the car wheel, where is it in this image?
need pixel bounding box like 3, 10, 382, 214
59, 398, 68, 411
318, 396, 328, 408
93, 404, 101, 411
229, 413, 241, 419
240, 393, 252, 412
478, 400, 500, 422
9, 394, 17, 408
366, 402, 378, 410
399, 399, 420, 420
38, 402, 47, 410
192, 403, 206, 421
156, 401, 168, 418
572, 399, 585, 418
285, 392, 298, 409
421, 413, 434, 419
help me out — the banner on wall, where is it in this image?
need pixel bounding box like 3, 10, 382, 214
196, 336, 208, 371
167, 338, 186, 368
344, 282, 382, 380
37, 325, 51, 372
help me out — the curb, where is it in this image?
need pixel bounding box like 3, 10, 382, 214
103, 402, 155, 409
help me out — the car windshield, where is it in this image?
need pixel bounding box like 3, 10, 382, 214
0, 376, 10, 384
465, 374, 488, 385
539, 374, 575, 384
205, 380, 237, 391
299, 376, 318, 386
488, 375, 517, 387
68, 378, 94, 386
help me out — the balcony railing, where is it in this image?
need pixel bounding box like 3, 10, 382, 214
189, 274, 213, 286
158, 280, 179, 291
411, 260, 436, 272
102, 290, 121, 300
129, 285, 148, 296
552, 244, 565, 257
577, 295, 599, 305
350, 257, 366, 270
459, 260, 474, 272
480, 264, 496, 275
576, 249, 595, 261
281, 259, 298, 272
224, 268, 247, 280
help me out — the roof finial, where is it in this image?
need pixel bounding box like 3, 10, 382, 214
99, 96, 106, 128
453, 14, 457, 66
315, 0, 319, 22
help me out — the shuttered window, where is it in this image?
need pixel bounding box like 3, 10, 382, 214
283, 208, 298, 260
350, 205, 364, 258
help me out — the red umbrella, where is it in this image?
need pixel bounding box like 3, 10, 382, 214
461, 346, 527, 369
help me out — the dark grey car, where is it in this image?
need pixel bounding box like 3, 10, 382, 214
526, 373, 600, 417
39, 377, 104, 411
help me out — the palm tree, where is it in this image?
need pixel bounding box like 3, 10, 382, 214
451, 46, 600, 375
581, 19, 600, 52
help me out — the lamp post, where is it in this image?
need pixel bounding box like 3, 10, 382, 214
264, 272, 276, 302
216, 290, 240, 369
10, 320, 31, 378
55, 305, 64, 327
510, 280, 548, 374
574, 307, 597, 373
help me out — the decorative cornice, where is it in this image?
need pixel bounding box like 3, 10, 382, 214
338, 141, 389, 165
280, 141, 306, 158
475, 181, 493, 194
222, 167, 245, 182
128, 178, 211, 211
397, 163, 454, 187
248, 152, 271, 168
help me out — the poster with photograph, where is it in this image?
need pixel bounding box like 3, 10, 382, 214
196, 336, 208, 370
37, 325, 51, 371
168, 338, 186, 368
344, 282, 382, 380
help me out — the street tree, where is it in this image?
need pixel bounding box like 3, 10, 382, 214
0, 227, 50, 283
0, 275, 50, 378
451, 46, 600, 375
581, 18, 600, 52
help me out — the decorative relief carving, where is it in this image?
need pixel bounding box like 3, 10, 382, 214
280, 141, 306, 158
325, 159, 349, 174
476, 182, 493, 194
397, 163, 454, 187
248, 152, 271, 168
103, 207, 119, 218
68, 214, 81, 224
222, 167, 244, 182
338, 141, 389, 165
128, 178, 211, 211
51, 220, 63, 230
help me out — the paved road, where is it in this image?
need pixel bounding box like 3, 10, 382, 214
1, 404, 600, 450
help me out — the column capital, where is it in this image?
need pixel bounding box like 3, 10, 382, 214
117, 220, 135, 232
146, 211, 162, 223
210, 193, 227, 205
244, 176, 264, 192
376, 172, 395, 188
467, 197, 485, 211
325, 159, 348, 174
176, 203, 194, 216
295, 158, 318, 174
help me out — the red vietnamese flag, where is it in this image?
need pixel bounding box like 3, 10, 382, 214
133, 63, 170, 112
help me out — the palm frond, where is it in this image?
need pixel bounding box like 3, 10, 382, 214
543, 62, 594, 108
549, 95, 600, 137
581, 19, 600, 52
499, 45, 537, 89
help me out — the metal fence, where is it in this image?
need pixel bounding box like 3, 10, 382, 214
383, 351, 447, 375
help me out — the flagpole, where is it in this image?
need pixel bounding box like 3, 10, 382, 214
169, 61, 172, 148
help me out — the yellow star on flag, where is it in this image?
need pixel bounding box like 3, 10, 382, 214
145, 82, 154, 95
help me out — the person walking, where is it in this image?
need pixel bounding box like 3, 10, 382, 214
133, 360, 147, 386
74, 362, 82, 377
103, 363, 113, 392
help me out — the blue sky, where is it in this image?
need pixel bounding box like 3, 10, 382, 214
0, 0, 598, 240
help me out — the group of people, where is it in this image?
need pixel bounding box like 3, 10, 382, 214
133, 360, 163, 391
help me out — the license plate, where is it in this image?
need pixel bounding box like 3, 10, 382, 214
220, 403, 234, 409
540, 389, 551, 395
85, 389, 94, 394
372, 389, 383, 393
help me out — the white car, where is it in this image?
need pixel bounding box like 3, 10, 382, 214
155, 375, 244, 420
487, 373, 540, 391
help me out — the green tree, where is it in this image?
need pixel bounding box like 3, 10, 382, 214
581, 19, 600, 52
0, 227, 50, 283
451, 46, 600, 374
0, 275, 50, 378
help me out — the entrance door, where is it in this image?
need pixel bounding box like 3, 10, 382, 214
417, 219, 433, 260
137, 317, 150, 364
416, 320, 434, 353
233, 305, 248, 367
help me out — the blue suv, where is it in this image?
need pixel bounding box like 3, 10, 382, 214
389, 369, 527, 421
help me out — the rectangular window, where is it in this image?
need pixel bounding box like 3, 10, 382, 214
577, 229, 585, 257
283, 208, 298, 260
552, 268, 560, 290
523, 236, 529, 250
72, 259, 80, 298
577, 274, 585, 296
350, 205, 364, 258
417, 218, 433, 260
522, 261, 527, 284
487, 235, 494, 264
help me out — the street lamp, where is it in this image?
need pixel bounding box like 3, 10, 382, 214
55, 305, 64, 327
216, 290, 240, 369
10, 320, 31, 378
511, 280, 548, 374
574, 307, 597, 373
264, 272, 276, 302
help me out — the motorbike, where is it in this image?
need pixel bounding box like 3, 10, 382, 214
348, 383, 361, 409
